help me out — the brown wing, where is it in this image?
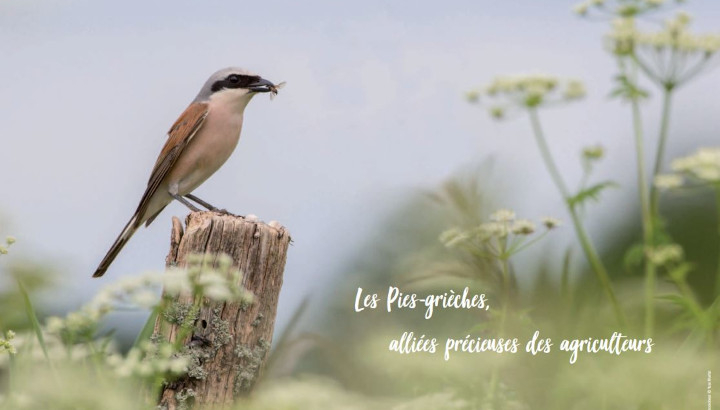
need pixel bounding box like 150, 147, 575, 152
133, 102, 209, 221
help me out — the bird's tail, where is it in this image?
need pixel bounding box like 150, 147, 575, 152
93, 214, 140, 278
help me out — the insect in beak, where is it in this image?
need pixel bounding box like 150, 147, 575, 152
248, 78, 277, 93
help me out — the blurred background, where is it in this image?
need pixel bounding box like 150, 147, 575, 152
2, 1, 720, 408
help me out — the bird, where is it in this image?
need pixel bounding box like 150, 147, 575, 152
92, 67, 280, 278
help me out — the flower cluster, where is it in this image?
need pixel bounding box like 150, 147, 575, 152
106, 340, 189, 379
582, 145, 606, 174
45, 253, 253, 346
646, 244, 684, 267
654, 147, 720, 194
605, 17, 638, 55
670, 147, 720, 183
94, 272, 165, 310
482, 209, 538, 239
467, 75, 586, 118
605, 12, 720, 85
638, 12, 720, 54
0, 236, 15, 255
45, 307, 107, 346
440, 209, 561, 258
582, 145, 605, 161
574, 0, 684, 19
0, 331, 99, 368
46, 271, 164, 345
0, 330, 16, 355
653, 173, 683, 190
541, 217, 562, 230
165, 253, 254, 304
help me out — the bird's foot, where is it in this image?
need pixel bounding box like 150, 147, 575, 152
209, 207, 242, 217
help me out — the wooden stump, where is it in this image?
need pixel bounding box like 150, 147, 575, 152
155, 212, 290, 409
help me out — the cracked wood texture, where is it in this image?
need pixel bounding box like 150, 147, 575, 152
155, 212, 290, 409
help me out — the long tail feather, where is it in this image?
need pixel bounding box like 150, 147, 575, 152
92, 214, 140, 278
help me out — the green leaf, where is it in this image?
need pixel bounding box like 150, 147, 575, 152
656, 293, 693, 311
623, 243, 645, 272
132, 308, 159, 350
704, 295, 720, 325
568, 181, 618, 209
609, 74, 650, 101
657, 293, 706, 324
668, 263, 692, 282
16, 279, 50, 363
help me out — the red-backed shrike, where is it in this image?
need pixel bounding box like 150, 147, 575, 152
93, 67, 279, 278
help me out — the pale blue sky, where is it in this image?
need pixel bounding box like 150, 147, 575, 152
1, 0, 719, 334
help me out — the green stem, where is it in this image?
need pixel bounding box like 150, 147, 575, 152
507, 230, 549, 255
649, 87, 674, 219
8, 351, 15, 396
672, 274, 705, 323
528, 109, 570, 198
133, 305, 161, 350
626, 61, 656, 338
561, 248, 574, 330
560, 248, 572, 301
16, 280, 50, 363
487, 367, 499, 406
488, 240, 511, 407
715, 188, 720, 297
499, 255, 511, 334
528, 109, 627, 327
87, 341, 110, 387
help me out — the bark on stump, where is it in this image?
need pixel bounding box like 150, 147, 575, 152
154, 212, 290, 409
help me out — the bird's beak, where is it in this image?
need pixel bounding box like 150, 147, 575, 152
248, 78, 276, 93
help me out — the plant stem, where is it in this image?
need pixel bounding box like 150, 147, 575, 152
16, 280, 51, 363
133, 305, 161, 349
626, 61, 656, 338
87, 341, 110, 387
488, 240, 511, 408
528, 109, 626, 327
8, 351, 15, 395
487, 363, 500, 406
528, 109, 570, 199
672, 275, 704, 323
649, 87, 674, 219
499, 254, 511, 335
715, 187, 720, 297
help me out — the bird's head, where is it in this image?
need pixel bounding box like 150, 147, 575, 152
194, 67, 278, 110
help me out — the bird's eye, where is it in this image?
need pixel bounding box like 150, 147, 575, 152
228, 75, 240, 83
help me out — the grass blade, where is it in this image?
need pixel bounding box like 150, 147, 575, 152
15, 279, 50, 363
132, 307, 159, 349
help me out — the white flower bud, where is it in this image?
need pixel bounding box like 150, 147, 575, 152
654, 174, 683, 190
490, 209, 516, 223
511, 219, 536, 235
541, 217, 562, 230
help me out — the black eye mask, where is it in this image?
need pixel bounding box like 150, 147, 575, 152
210, 75, 261, 92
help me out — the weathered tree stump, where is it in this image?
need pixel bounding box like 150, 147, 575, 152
154, 212, 290, 409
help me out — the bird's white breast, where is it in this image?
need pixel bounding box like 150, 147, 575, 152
168, 98, 248, 195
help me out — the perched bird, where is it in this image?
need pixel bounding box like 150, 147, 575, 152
93, 67, 280, 278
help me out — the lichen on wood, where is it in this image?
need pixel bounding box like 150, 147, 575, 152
153, 212, 290, 409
